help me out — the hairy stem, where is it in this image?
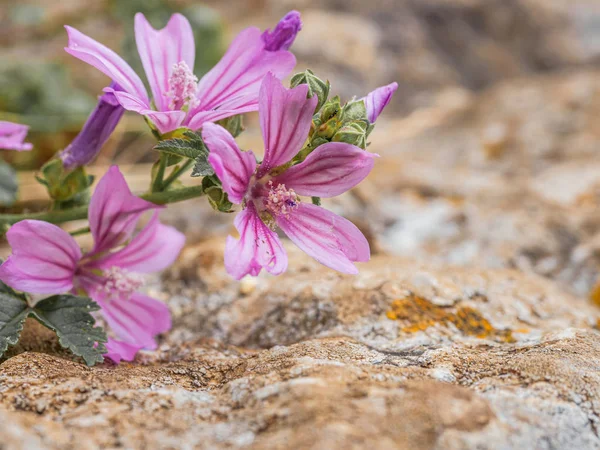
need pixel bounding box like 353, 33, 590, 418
0, 184, 205, 226
162, 159, 194, 190
151, 153, 168, 193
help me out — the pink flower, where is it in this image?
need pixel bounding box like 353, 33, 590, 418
0, 166, 185, 363
202, 73, 377, 279
0, 121, 32, 151
64, 12, 298, 135
362, 82, 398, 123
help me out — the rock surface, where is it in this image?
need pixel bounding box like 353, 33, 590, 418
4, 1, 600, 449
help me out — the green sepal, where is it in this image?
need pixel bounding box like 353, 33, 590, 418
290, 69, 330, 112
332, 120, 368, 149
217, 115, 244, 138
37, 159, 93, 205
201, 176, 233, 213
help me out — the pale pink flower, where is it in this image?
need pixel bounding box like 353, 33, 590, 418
64, 12, 299, 135
202, 73, 377, 279
0, 166, 185, 363
0, 121, 32, 151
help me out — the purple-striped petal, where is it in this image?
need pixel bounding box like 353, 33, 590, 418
0, 121, 32, 151
261, 11, 302, 51
257, 73, 317, 178
202, 122, 256, 204
96, 291, 171, 351
64, 26, 148, 103
89, 166, 160, 254
275, 142, 377, 198
225, 203, 287, 279
94, 212, 185, 274
276, 203, 370, 274
134, 13, 195, 112
104, 339, 142, 363
193, 27, 296, 113
0, 220, 80, 294
362, 82, 398, 123
185, 95, 258, 131
112, 90, 186, 134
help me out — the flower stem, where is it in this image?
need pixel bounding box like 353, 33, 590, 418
0, 184, 205, 226
151, 153, 168, 192
162, 159, 194, 190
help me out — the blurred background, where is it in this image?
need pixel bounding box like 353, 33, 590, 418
3, 0, 600, 297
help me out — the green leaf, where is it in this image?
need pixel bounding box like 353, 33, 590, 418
0, 283, 29, 357
311, 197, 322, 206
0, 161, 18, 206
191, 157, 215, 177
31, 295, 107, 367
154, 131, 207, 159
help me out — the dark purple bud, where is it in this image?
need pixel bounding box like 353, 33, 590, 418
262, 11, 302, 52
60, 82, 125, 169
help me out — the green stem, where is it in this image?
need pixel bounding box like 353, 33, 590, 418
0, 185, 205, 226
162, 159, 194, 190
69, 226, 91, 236
151, 153, 168, 193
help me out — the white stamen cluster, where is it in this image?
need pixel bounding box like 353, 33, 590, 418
264, 181, 299, 217
167, 61, 199, 110
101, 266, 143, 300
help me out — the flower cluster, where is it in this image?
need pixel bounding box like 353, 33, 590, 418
0, 10, 396, 365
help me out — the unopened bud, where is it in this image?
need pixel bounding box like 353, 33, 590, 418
332, 121, 368, 149
290, 69, 330, 113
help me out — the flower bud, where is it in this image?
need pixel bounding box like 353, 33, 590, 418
290, 69, 330, 112
60, 82, 125, 169
332, 121, 368, 149
262, 11, 302, 51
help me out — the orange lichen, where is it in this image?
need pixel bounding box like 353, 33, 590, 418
589, 282, 600, 307
386, 294, 514, 343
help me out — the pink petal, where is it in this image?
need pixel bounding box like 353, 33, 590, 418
276, 203, 370, 274
275, 142, 377, 197
0, 121, 32, 151
112, 90, 186, 134
185, 95, 258, 131
257, 73, 317, 178
89, 166, 160, 254
202, 122, 256, 204
96, 291, 171, 351
0, 220, 80, 294
225, 203, 287, 279
362, 82, 398, 123
193, 27, 295, 113
134, 13, 195, 111
64, 26, 148, 103
104, 339, 142, 363
94, 212, 185, 273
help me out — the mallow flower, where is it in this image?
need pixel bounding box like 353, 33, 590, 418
60, 82, 125, 169
362, 82, 398, 123
0, 121, 32, 151
202, 73, 377, 279
0, 166, 185, 363
64, 11, 300, 135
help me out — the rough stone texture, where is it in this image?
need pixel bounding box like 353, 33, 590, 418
4, 1, 600, 449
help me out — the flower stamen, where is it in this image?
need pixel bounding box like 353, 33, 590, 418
101, 266, 144, 301
167, 61, 199, 110
264, 181, 299, 217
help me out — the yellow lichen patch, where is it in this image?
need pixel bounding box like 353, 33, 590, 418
589, 282, 600, 307
386, 295, 514, 343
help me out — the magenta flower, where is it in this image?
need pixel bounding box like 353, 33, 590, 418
0, 166, 185, 363
0, 121, 32, 151
64, 12, 298, 135
60, 82, 125, 169
202, 73, 376, 279
261, 10, 302, 51
362, 82, 398, 123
